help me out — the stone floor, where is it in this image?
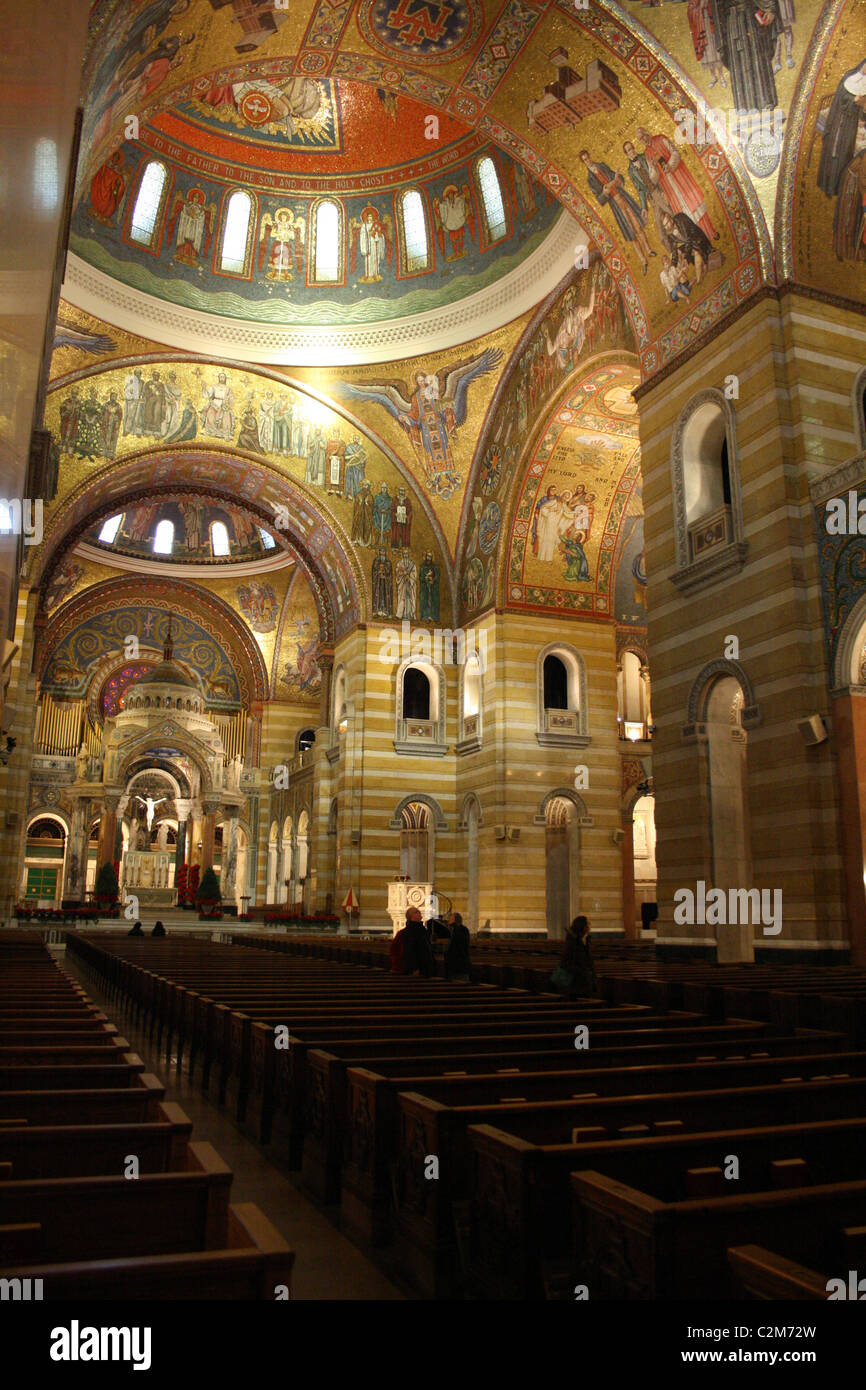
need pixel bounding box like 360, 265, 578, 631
61, 952, 406, 1301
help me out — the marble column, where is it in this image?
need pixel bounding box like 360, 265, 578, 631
621, 815, 637, 940
200, 802, 219, 876
174, 799, 191, 879
96, 797, 118, 869
221, 809, 240, 903
63, 797, 90, 903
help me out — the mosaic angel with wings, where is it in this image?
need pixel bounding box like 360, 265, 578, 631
336, 348, 503, 498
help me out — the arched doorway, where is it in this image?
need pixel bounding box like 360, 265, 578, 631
280, 817, 293, 904
544, 794, 581, 939
266, 821, 279, 903
704, 676, 752, 962
21, 815, 68, 906
400, 801, 432, 883
296, 810, 310, 909
631, 793, 657, 926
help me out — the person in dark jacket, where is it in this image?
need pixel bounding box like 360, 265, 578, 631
127, 921, 144, 936
402, 906, 434, 977
152, 920, 166, 937
389, 926, 406, 974
444, 911, 471, 981
560, 915, 597, 998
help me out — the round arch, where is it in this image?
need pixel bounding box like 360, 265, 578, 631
388, 792, 448, 832
686, 658, 761, 728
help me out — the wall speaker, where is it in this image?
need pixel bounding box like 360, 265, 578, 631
797, 714, 828, 746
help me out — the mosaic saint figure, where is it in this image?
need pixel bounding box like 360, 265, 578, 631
100, 390, 122, 458
166, 188, 214, 265
258, 207, 305, 281
372, 548, 393, 617
634, 128, 719, 242
343, 435, 367, 499
273, 396, 293, 455
395, 549, 418, 621
201, 373, 235, 440
305, 427, 326, 486
59, 387, 81, 454
123, 369, 144, 435
74, 388, 104, 460
349, 206, 393, 282
709, 0, 779, 114
89, 150, 127, 223
352, 480, 374, 547
579, 151, 655, 274
391, 487, 412, 549
418, 552, 440, 622
373, 482, 392, 546
817, 60, 866, 198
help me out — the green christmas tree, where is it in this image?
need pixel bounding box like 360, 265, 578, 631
197, 865, 221, 904
95, 861, 119, 904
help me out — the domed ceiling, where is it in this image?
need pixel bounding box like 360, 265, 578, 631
70, 74, 573, 361
79, 497, 282, 568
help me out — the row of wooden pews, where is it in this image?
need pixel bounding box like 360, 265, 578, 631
64, 931, 866, 1300
0, 931, 294, 1299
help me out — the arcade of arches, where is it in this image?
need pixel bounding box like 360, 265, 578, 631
4, 0, 866, 962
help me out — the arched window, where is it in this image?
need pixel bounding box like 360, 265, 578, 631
99, 514, 123, 544
152, 519, 174, 554
671, 391, 745, 586
130, 161, 168, 247
543, 655, 568, 710
403, 667, 431, 721
313, 199, 341, 283
259, 528, 276, 550
220, 190, 253, 274
458, 651, 483, 751
475, 156, 507, 243
399, 189, 429, 273
297, 727, 316, 753
537, 644, 589, 746
210, 521, 230, 557
617, 650, 651, 741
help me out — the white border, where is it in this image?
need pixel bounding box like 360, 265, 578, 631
61, 212, 580, 366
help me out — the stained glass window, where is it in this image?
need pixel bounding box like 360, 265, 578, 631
130, 161, 167, 247
100, 664, 154, 718
400, 189, 428, 272
476, 156, 507, 242
314, 200, 340, 283
211, 521, 230, 556
220, 191, 252, 273
153, 519, 174, 554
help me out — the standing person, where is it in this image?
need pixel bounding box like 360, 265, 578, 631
390, 925, 406, 974
558, 916, 597, 999
444, 911, 471, 982
402, 906, 434, 977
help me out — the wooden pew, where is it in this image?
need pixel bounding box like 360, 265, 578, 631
728, 1244, 830, 1300
0, 1074, 166, 1124
1, 1203, 294, 1301
0, 1102, 192, 1179
465, 1115, 866, 1301
0, 1140, 233, 1263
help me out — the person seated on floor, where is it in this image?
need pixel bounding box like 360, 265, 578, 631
127, 920, 144, 936
151, 920, 166, 937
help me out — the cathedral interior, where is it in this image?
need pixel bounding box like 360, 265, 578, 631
2, 0, 866, 1318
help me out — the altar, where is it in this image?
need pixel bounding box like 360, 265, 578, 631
124, 851, 174, 896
